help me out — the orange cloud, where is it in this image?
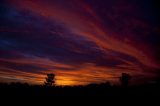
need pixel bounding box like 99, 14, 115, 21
9, 0, 159, 68
1, 0, 158, 85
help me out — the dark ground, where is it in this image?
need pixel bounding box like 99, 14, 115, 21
0, 82, 160, 105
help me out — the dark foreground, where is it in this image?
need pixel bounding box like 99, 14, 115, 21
0, 83, 160, 99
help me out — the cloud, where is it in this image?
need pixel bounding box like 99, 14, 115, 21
0, 0, 159, 85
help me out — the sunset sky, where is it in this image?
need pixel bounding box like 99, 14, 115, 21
0, 0, 160, 86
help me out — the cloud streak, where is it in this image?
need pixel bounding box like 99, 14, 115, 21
0, 0, 159, 85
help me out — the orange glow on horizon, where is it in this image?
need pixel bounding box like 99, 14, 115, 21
0, 0, 159, 86
55, 76, 80, 86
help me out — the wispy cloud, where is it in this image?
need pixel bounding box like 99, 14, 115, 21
0, 0, 159, 85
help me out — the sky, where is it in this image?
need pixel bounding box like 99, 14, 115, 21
0, 0, 160, 86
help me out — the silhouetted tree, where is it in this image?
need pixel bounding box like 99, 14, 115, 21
44, 73, 55, 86
120, 73, 131, 88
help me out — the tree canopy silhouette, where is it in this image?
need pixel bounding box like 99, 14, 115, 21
120, 73, 131, 88
44, 73, 55, 86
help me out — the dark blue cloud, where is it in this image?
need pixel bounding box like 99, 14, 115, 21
0, 0, 159, 85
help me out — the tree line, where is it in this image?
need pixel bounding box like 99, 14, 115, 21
44, 73, 131, 87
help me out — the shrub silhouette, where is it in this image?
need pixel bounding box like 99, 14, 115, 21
120, 73, 131, 88
44, 73, 55, 86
